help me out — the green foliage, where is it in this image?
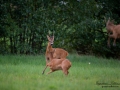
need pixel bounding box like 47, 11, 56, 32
0, 0, 120, 58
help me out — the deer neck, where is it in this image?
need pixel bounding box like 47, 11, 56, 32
46, 42, 54, 54
46, 42, 54, 61
46, 42, 54, 53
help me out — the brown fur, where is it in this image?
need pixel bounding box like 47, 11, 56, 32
47, 58, 71, 75
42, 50, 71, 75
45, 35, 68, 64
106, 18, 120, 47
42, 35, 70, 75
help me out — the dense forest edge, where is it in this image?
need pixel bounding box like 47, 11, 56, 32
0, 0, 120, 59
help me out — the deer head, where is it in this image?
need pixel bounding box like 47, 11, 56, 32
104, 17, 114, 26
47, 35, 54, 45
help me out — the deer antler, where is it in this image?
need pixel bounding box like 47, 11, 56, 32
52, 30, 55, 40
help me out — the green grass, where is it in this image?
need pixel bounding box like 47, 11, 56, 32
0, 54, 120, 90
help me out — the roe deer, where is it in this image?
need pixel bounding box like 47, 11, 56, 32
42, 50, 71, 75
105, 17, 120, 47
42, 35, 69, 74
45, 35, 68, 63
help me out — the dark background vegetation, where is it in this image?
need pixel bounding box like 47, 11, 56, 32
0, 0, 120, 58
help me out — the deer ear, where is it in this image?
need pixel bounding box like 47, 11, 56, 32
47, 35, 50, 40
52, 35, 54, 41
108, 17, 110, 21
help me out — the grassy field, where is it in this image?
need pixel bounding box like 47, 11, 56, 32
0, 54, 120, 90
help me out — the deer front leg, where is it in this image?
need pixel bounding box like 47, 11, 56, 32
113, 38, 116, 46
107, 32, 112, 48
42, 66, 48, 75
108, 33, 117, 47
107, 36, 111, 48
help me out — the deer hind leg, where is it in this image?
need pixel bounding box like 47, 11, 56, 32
63, 70, 69, 75
65, 70, 69, 75
62, 67, 69, 75
47, 70, 54, 75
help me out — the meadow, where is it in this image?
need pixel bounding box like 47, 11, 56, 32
0, 54, 120, 90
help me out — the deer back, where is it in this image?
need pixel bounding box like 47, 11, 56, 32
53, 48, 68, 59
47, 58, 71, 71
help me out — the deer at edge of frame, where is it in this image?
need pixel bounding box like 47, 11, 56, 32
105, 17, 120, 47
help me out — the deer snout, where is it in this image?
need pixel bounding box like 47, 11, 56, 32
51, 43, 53, 45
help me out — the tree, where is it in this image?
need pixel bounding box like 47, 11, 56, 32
0, 0, 120, 58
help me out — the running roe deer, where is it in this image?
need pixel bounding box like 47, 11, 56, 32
105, 17, 120, 47
42, 49, 71, 75
42, 35, 69, 74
